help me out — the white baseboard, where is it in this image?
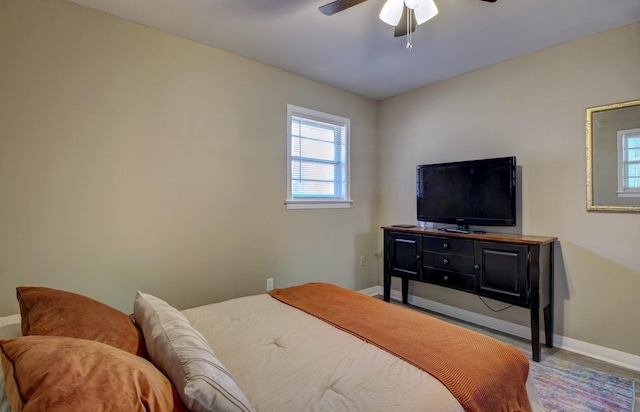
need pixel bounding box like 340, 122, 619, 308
363, 286, 640, 373
359, 286, 380, 297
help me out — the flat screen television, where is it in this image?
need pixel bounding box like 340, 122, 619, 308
416, 156, 516, 232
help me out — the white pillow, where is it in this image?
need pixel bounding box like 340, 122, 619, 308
133, 291, 252, 412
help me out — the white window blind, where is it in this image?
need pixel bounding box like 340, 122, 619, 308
286, 105, 351, 209
617, 128, 640, 197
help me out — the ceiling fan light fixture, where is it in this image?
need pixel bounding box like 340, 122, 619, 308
413, 0, 438, 24
379, 0, 404, 26
380, 0, 438, 27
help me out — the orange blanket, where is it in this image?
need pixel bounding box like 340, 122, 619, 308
270, 283, 532, 412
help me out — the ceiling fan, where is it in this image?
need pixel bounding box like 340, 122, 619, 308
319, 0, 497, 39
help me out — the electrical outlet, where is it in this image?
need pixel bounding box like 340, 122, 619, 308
266, 277, 274, 292
359, 256, 365, 267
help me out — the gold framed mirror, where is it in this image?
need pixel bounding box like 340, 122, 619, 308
586, 99, 640, 212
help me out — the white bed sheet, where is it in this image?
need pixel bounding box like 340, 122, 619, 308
182, 294, 545, 412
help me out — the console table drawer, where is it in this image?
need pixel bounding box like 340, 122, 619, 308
422, 268, 475, 292
422, 236, 474, 256
422, 252, 474, 274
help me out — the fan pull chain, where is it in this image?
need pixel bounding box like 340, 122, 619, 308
406, 7, 413, 52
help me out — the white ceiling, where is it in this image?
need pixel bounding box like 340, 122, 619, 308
66, 0, 640, 101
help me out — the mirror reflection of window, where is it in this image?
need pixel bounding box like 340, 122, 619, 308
617, 128, 640, 197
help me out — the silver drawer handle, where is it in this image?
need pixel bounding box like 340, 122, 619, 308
442, 258, 449, 265
443, 275, 449, 281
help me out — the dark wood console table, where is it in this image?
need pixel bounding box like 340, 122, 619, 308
382, 226, 556, 362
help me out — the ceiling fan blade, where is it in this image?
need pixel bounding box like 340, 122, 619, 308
319, 0, 369, 16
394, 7, 417, 38
480, 0, 497, 2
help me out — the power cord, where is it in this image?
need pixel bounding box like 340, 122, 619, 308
478, 295, 513, 313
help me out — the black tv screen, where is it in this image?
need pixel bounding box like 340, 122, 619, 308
416, 156, 516, 229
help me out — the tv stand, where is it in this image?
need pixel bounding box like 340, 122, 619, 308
382, 226, 556, 362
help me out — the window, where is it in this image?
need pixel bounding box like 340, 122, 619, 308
286, 105, 352, 209
617, 128, 640, 197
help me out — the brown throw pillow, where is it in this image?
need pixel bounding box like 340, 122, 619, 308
0, 335, 186, 412
16, 286, 146, 356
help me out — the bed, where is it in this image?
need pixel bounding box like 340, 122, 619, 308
0, 283, 545, 412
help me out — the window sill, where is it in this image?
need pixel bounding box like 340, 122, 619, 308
616, 191, 640, 198
285, 199, 353, 210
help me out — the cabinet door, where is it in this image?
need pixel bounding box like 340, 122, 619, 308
474, 241, 528, 306
386, 232, 421, 280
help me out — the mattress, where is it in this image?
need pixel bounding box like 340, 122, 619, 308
182, 294, 545, 412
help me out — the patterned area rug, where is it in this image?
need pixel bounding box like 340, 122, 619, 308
525, 350, 636, 412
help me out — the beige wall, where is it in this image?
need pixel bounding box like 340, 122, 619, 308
377, 23, 640, 356
0, 0, 379, 315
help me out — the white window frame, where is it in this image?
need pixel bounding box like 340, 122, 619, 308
616, 128, 640, 197
285, 104, 352, 210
